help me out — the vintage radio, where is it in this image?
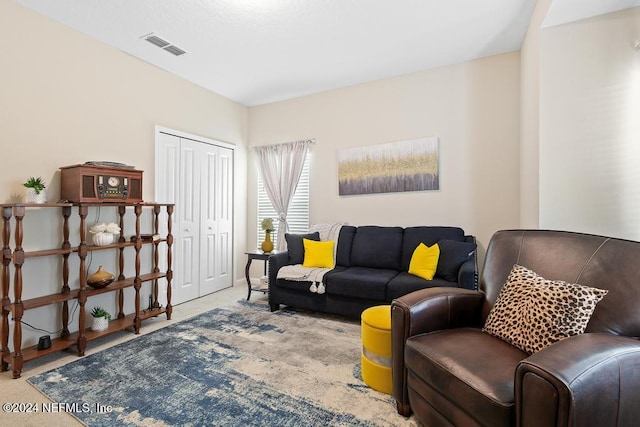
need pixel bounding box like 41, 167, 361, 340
60, 162, 143, 203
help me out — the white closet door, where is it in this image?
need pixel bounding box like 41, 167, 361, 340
200, 145, 234, 294
176, 138, 201, 303
155, 128, 234, 304
199, 146, 219, 295
214, 146, 233, 292
154, 132, 180, 306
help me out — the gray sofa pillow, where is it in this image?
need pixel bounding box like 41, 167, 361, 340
285, 232, 320, 264
435, 239, 476, 282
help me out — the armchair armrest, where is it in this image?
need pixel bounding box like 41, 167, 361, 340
391, 287, 485, 416
515, 333, 640, 427
391, 287, 485, 336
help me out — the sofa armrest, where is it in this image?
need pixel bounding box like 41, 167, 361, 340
268, 251, 290, 289
515, 333, 640, 427
267, 251, 290, 311
391, 287, 485, 416
458, 235, 478, 290
457, 258, 477, 290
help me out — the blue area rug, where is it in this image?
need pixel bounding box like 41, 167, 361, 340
28, 300, 417, 426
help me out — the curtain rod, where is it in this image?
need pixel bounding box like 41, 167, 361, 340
251, 139, 316, 150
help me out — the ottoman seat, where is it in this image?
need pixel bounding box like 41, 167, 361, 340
361, 305, 392, 394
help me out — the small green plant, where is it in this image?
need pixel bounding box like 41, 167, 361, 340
23, 176, 46, 195
90, 306, 112, 320
261, 217, 274, 233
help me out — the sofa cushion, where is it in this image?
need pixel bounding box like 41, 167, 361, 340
405, 328, 527, 427
275, 267, 347, 291
408, 243, 440, 280
387, 272, 453, 301
350, 226, 403, 270
483, 264, 608, 354
435, 239, 477, 282
401, 227, 466, 271
285, 232, 320, 264
325, 267, 399, 300
302, 239, 335, 268
335, 226, 357, 267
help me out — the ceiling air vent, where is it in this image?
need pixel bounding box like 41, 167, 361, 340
142, 33, 186, 56
163, 45, 186, 56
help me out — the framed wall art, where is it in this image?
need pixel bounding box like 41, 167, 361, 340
338, 137, 439, 196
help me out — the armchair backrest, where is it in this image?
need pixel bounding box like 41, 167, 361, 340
480, 229, 640, 337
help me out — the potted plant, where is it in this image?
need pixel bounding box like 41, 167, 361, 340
261, 217, 275, 253
90, 306, 112, 332
23, 176, 47, 204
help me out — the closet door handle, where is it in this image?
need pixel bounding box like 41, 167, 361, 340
185, 228, 191, 233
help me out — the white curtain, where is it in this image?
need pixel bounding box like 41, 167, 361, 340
255, 140, 313, 250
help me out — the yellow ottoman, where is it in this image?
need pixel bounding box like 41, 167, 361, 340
361, 305, 392, 394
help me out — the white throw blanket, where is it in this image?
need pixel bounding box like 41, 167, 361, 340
277, 222, 344, 294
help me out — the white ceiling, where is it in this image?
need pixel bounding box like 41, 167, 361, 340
11, 0, 640, 106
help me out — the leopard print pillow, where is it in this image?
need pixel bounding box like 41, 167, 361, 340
482, 264, 608, 354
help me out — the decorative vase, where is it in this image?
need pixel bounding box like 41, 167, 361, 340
25, 188, 46, 204
91, 316, 109, 332
261, 231, 274, 253
93, 232, 114, 246
87, 266, 115, 289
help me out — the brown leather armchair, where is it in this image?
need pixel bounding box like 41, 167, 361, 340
391, 229, 640, 427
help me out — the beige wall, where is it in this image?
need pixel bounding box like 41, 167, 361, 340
519, 0, 552, 228
248, 52, 522, 256
540, 7, 640, 240
1, 1, 248, 347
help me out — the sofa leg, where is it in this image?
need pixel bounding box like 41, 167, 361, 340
396, 401, 412, 417
269, 303, 280, 312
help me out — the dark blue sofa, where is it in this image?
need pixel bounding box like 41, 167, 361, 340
268, 225, 478, 318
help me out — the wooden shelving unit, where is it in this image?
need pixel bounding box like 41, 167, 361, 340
0, 202, 174, 378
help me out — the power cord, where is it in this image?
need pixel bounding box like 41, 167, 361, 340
11, 206, 110, 346
15, 299, 79, 336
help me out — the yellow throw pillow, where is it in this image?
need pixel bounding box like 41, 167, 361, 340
408, 243, 440, 280
302, 239, 335, 268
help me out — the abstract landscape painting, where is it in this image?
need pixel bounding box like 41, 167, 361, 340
338, 137, 439, 196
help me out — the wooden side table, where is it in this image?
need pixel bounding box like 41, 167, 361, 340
244, 250, 278, 300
